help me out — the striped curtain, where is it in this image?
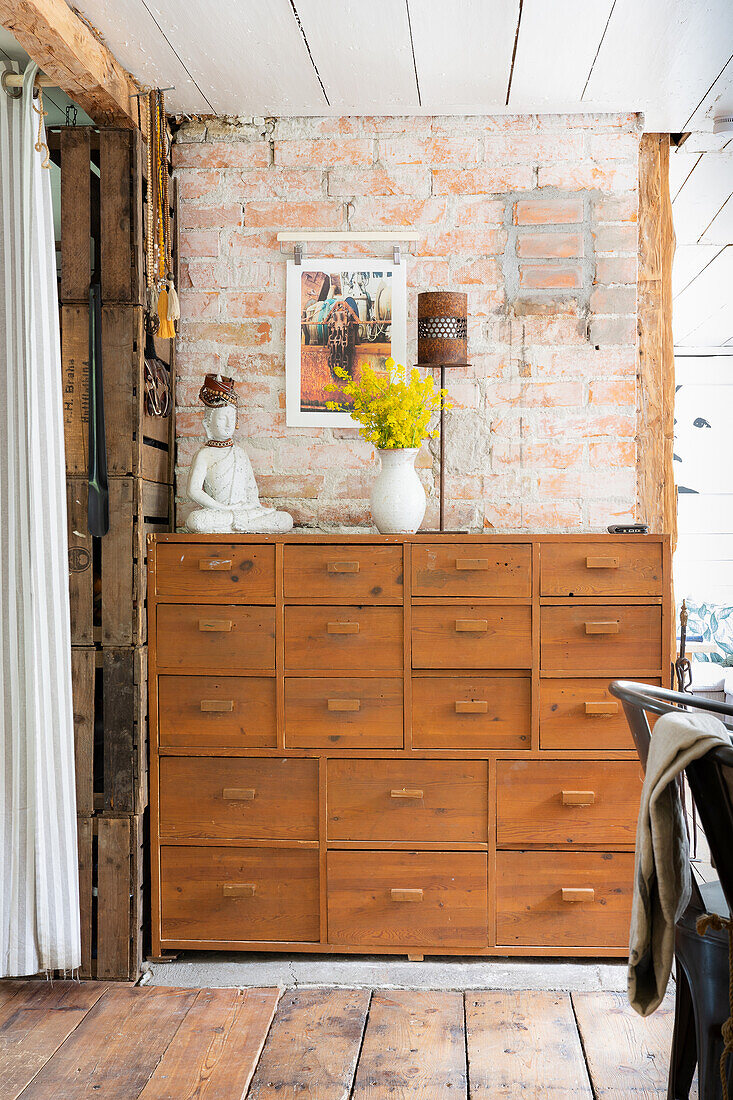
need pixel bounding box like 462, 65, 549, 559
0, 63, 80, 975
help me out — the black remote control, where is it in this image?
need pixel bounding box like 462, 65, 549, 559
607, 524, 649, 534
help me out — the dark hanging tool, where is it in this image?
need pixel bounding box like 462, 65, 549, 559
87, 283, 109, 536
676, 599, 692, 694
144, 329, 172, 418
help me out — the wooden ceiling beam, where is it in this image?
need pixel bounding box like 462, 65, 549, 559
0, 0, 140, 128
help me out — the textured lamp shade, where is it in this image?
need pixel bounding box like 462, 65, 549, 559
416, 291, 468, 368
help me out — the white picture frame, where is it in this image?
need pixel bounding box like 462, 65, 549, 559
285, 257, 407, 428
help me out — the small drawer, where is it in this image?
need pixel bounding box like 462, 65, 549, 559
412, 543, 531, 597
327, 760, 487, 843
540, 541, 663, 597
159, 757, 318, 840
496, 760, 641, 848
540, 604, 661, 674
285, 677, 403, 748
160, 846, 319, 943
539, 677, 660, 751
412, 675, 530, 750
496, 850, 633, 948
158, 675, 276, 748
284, 545, 403, 602
155, 543, 275, 598
156, 605, 275, 671
327, 850, 488, 948
412, 605, 532, 669
285, 606, 403, 672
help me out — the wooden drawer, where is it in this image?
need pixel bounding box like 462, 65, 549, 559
540, 604, 661, 674
284, 544, 403, 602
496, 760, 641, 848
156, 605, 275, 671
327, 850, 488, 947
412, 675, 530, 750
158, 675, 276, 748
155, 543, 275, 599
539, 677, 660, 751
285, 606, 403, 672
496, 851, 633, 948
413, 543, 531, 597
412, 605, 531, 669
541, 541, 662, 597
285, 677, 403, 748
327, 760, 488, 843
159, 757, 318, 840
160, 846, 319, 943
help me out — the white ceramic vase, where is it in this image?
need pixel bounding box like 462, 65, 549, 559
370, 447, 426, 534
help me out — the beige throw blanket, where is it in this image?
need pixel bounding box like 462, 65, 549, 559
629, 709, 731, 1016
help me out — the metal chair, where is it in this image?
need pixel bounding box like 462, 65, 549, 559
609, 680, 733, 1100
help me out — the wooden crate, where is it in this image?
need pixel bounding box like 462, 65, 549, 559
68, 477, 171, 646
71, 646, 148, 816
77, 813, 144, 981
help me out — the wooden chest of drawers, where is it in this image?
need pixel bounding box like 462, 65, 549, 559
148, 533, 670, 958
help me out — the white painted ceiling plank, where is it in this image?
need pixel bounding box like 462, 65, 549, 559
673, 245, 733, 341
683, 52, 733, 130
668, 150, 702, 201
700, 194, 733, 245
584, 0, 733, 132
293, 0, 418, 111
673, 244, 725, 298
681, 304, 733, 347
508, 0, 614, 111
408, 0, 520, 109
672, 152, 733, 243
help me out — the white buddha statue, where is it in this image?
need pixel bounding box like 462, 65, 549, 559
186, 374, 293, 534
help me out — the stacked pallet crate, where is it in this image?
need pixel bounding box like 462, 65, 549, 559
59, 126, 175, 979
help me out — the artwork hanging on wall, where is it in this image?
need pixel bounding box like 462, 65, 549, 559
285, 258, 407, 427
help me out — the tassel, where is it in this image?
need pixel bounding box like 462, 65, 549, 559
157, 285, 175, 339
166, 277, 180, 322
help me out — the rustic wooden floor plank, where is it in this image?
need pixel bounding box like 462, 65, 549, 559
16, 985, 197, 1099
137, 986, 279, 1100
572, 991, 680, 1098
466, 990, 593, 1097
247, 988, 369, 1100
351, 990, 467, 1099
0, 983, 30, 1011
0, 981, 108, 1100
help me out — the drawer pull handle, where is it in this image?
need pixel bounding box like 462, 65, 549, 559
584, 621, 619, 635
327, 561, 360, 573
455, 619, 488, 632
562, 790, 596, 807
390, 788, 424, 800
455, 558, 489, 571
584, 701, 619, 716
390, 888, 423, 902
223, 883, 256, 898
455, 700, 489, 714
200, 699, 234, 713
222, 788, 256, 801
586, 556, 619, 569
327, 699, 361, 712
327, 622, 360, 634
562, 887, 595, 903
199, 559, 233, 571
198, 619, 233, 632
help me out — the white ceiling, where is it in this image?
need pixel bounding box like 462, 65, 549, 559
66, 0, 733, 129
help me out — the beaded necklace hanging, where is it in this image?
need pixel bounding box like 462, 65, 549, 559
146, 89, 179, 339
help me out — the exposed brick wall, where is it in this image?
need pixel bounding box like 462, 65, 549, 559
173, 112, 642, 531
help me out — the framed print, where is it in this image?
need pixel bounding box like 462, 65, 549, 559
285, 258, 407, 428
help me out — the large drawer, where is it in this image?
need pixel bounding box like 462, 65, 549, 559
540, 604, 662, 674
541, 541, 662, 597
496, 759, 641, 848
327, 850, 488, 948
158, 675, 276, 748
539, 677, 659, 751
412, 675, 530, 750
159, 757, 318, 840
327, 760, 488, 843
285, 606, 403, 672
156, 605, 275, 671
155, 543, 275, 599
496, 850, 633, 948
285, 677, 403, 748
160, 846, 319, 943
412, 543, 531, 597
284, 544, 403, 602
412, 605, 532, 669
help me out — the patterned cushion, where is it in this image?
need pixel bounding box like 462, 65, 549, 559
684, 601, 733, 664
